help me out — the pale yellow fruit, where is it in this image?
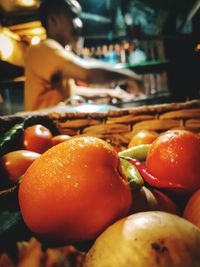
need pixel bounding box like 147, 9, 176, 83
84, 211, 200, 267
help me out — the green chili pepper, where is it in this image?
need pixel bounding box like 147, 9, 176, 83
0, 123, 24, 157
118, 144, 151, 162
120, 157, 144, 191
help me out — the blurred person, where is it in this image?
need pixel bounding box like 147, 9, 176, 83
24, 0, 142, 111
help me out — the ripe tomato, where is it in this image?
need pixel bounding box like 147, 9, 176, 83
128, 130, 159, 149
18, 136, 132, 244
0, 150, 40, 184
51, 134, 71, 147
146, 130, 200, 196
21, 124, 53, 154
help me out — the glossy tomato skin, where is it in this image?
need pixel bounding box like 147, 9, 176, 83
21, 124, 53, 154
18, 137, 132, 244
146, 130, 200, 195
128, 130, 159, 148
0, 150, 41, 184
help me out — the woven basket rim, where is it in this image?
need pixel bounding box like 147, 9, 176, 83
47, 99, 200, 119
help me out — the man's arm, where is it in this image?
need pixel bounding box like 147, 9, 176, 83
27, 39, 141, 87
59, 51, 141, 85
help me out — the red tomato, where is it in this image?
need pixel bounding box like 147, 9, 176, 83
21, 124, 53, 154
51, 135, 71, 146
146, 130, 200, 196
0, 150, 41, 184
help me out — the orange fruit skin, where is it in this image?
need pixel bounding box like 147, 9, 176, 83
18, 136, 132, 244
146, 130, 200, 195
128, 130, 159, 148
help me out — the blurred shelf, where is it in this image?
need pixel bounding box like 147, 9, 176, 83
115, 91, 172, 108
115, 60, 169, 74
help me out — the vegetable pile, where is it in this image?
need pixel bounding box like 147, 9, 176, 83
0, 122, 200, 267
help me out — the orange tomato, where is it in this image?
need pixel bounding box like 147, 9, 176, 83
18, 136, 132, 244
128, 130, 159, 148
0, 150, 40, 184
146, 130, 200, 195
51, 134, 71, 146
21, 124, 53, 154
183, 189, 200, 228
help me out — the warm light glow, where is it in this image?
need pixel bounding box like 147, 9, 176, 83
0, 34, 14, 60
17, 0, 36, 6
31, 28, 44, 35
31, 36, 41, 45
124, 42, 130, 50
195, 43, 200, 51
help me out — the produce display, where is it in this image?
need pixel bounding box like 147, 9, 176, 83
0, 111, 200, 267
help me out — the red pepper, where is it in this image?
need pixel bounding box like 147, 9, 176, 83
125, 157, 187, 193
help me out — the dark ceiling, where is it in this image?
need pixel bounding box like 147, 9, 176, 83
0, 0, 199, 33
0, 0, 199, 38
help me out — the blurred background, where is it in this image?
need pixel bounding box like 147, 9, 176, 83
0, 0, 199, 114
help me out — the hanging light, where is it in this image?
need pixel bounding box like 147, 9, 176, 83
17, 0, 36, 7
0, 34, 14, 60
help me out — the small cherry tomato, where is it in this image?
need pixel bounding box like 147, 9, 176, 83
0, 150, 41, 184
128, 130, 159, 148
51, 134, 71, 146
21, 124, 53, 154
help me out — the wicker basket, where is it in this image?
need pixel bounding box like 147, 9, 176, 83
0, 99, 200, 148
50, 99, 200, 146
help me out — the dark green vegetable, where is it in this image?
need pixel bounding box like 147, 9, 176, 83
0, 123, 24, 157
0, 210, 21, 235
